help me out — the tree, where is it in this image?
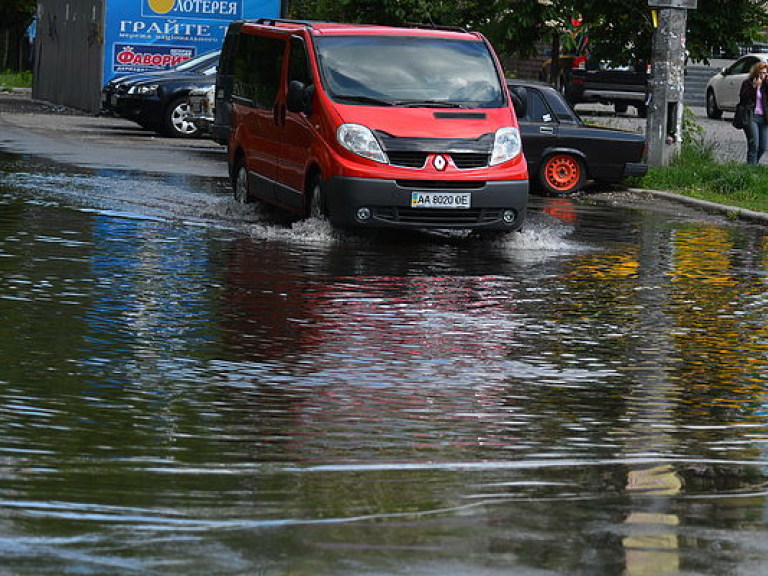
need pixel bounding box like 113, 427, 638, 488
288, 0, 768, 67
0, 0, 36, 71
687, 0, 768, 62
289, 0, 497, 29
571, 0, 768, 65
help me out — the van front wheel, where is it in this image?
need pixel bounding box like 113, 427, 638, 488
308, 175, 327, 219
233, 159, 251, 204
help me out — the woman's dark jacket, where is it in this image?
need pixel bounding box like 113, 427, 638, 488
739, 78, 768, 114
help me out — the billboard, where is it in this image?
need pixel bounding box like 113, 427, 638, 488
103, 0, 283, 82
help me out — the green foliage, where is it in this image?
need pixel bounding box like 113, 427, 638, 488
0, 0, 36, 29
572, 0, 654, 65
288, 0, 494, 28
290, 0, 768, 68
639, 142, 768, 213
687, 0, 768, 63
0, 0, 36, 72
0, 70, 32, 89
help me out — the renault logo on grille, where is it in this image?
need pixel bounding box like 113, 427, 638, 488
433, 155, 447, 171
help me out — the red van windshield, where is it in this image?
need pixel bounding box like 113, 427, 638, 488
314, 35, 506, 109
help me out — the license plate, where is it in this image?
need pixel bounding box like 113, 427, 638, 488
411, 191, 471, 209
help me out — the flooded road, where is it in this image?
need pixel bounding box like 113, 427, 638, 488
2, 149, 768, 575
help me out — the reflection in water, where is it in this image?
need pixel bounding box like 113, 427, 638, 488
1, 164, 768, 574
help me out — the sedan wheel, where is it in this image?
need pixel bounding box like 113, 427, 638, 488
706, 90, 723, 120
539, 153, 586, 195
164, 97, 199, 138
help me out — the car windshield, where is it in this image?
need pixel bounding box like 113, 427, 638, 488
175, 50, 219, 72
314, 35, 505, 108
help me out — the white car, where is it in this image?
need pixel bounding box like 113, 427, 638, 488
185, 85, 215, 136
706, 53, 768, 119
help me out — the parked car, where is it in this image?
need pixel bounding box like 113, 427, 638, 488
566, 55, 649, 117
185, 85, 215, 136
101, 50, 219, 138
219, 19, 528, 232
706, 53, 768, 119
507, 79, 647, 195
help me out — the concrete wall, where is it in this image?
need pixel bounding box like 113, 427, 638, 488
33, 0, 105, 114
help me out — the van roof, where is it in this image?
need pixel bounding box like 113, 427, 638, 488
239, 19, 482, 40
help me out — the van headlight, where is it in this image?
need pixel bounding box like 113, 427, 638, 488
490, 127, 522, 166
128, 84, 159, 96
337, 123, 388, 164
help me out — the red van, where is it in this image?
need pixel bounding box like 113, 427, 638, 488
216, 19, 528, 231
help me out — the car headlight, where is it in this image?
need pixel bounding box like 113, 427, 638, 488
490, 126, 522, 166
337, 123, 388, 164
128, 84, 159, 96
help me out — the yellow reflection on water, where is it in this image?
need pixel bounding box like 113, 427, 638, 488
623, 467, 682, 575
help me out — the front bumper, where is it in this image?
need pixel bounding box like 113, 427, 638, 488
623, 162, 648, 178
100, 91, 162, 126
324, 176, 528, 230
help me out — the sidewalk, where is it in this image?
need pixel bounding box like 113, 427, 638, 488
578, 103, 747, 164
0, 91, 227, 178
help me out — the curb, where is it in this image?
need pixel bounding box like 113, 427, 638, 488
629, 187, 768, 225
0, 87, 32, 94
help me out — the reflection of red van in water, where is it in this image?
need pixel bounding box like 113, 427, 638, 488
215, 19, 529, 232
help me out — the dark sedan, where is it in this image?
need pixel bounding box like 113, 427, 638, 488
507, 80, 647, 195
101, 50, 219, 138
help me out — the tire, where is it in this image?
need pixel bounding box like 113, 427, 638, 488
232, 157, 251, 204
307, 174, 327, 219
162, 96, 199, 138
538, 153, 586, 195
706, 89, 723, 120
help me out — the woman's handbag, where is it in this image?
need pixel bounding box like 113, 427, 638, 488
733, 102, 752, 129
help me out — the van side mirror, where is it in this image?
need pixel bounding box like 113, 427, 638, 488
510, 86, 527, 118
287, 80, 313, 115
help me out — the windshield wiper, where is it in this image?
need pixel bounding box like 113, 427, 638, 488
333, 94, 395, 106
394, 100, 465, 108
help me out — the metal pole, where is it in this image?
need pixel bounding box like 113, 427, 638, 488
646, 0, 697, 167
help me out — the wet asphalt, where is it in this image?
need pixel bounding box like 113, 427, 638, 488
0, 90, 759, 224
0, 91, 227, 178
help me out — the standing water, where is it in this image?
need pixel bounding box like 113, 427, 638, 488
1, 152, 768, 575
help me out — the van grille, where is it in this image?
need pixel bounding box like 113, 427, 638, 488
396, 180, 485, 190
387, 152, 428, 168
452, 153, 490, 169
377, 132, 494, 170
374, 207, 505, 226
386, 152, 490, 170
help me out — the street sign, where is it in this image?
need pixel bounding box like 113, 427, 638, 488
647, 0, 697, 8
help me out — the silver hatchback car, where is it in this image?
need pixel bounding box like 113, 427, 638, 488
185, 85, 215, 136
706, 53, 768, 119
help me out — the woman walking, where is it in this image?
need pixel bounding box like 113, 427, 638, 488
738, 61, 768, 164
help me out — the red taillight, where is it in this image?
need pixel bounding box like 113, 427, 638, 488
572, 55, 587, 70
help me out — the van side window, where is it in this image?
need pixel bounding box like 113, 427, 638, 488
233, 34, 285, 108
288, 37, 312, 86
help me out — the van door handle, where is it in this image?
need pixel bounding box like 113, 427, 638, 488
273, 103, 287, 126
539, 126, 554, 134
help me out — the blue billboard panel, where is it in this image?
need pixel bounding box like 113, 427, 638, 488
103, 0, 282, 83
112, 44, 195, 75
141, 0, 243, 21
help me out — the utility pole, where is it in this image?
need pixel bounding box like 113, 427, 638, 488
646, 0, 698, 167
